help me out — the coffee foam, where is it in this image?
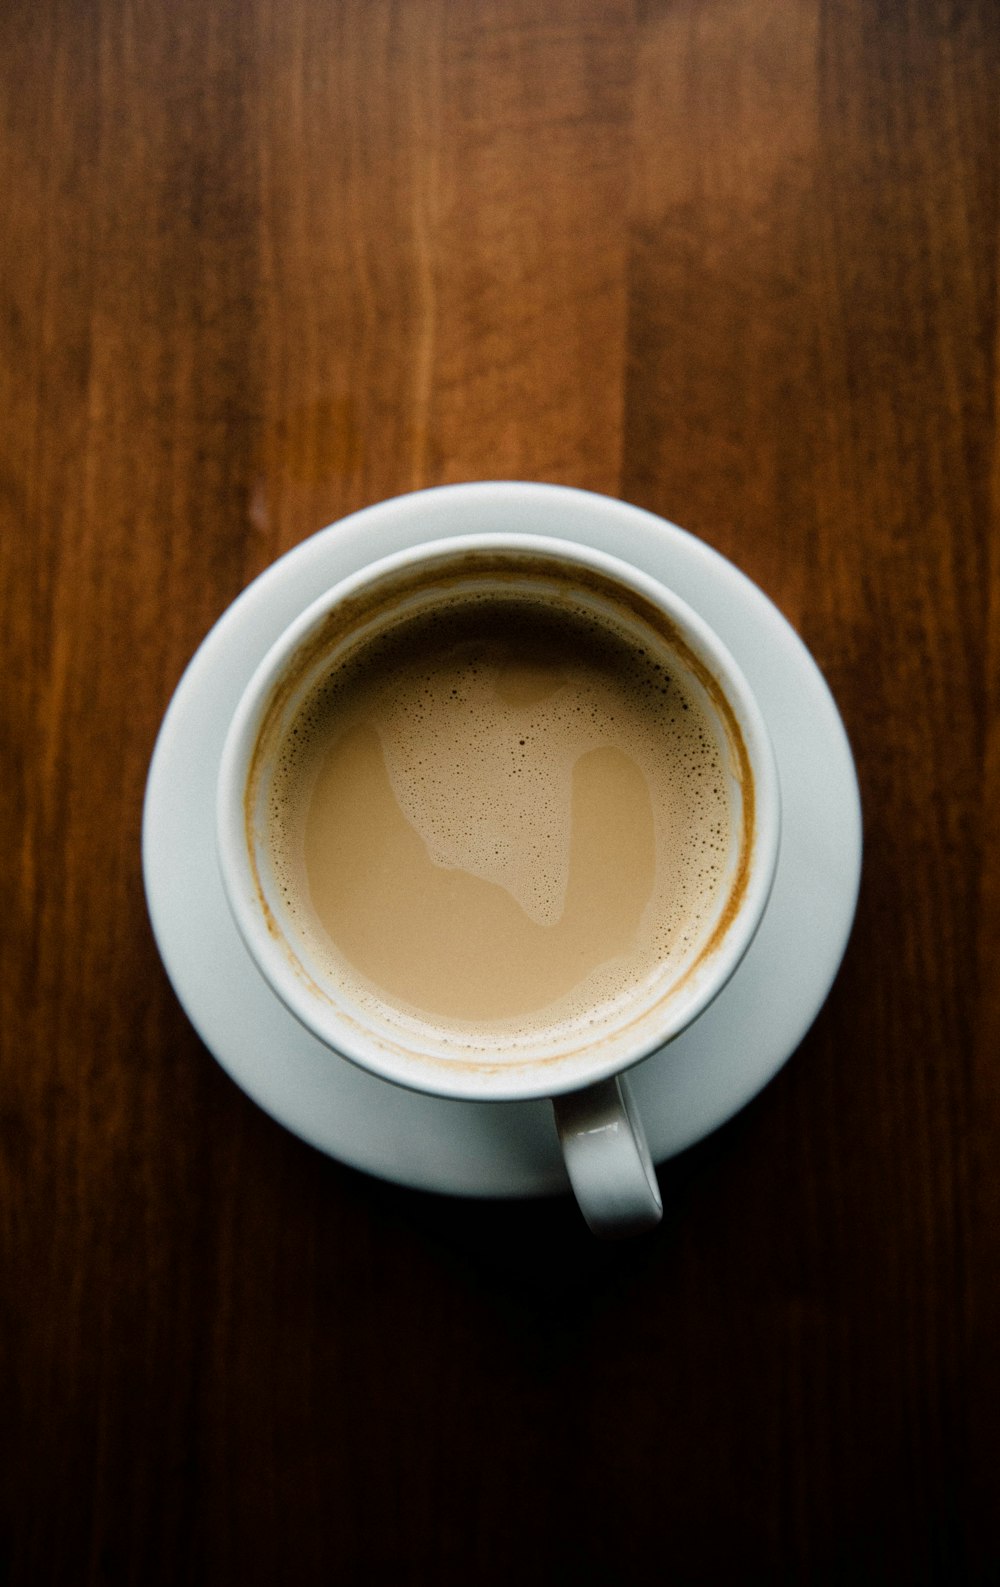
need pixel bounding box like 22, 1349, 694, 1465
259, 588, 739, 1051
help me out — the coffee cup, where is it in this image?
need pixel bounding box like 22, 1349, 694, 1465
216, 524, 780, 1237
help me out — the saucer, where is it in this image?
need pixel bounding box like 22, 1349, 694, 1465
142, 484, 862, 1197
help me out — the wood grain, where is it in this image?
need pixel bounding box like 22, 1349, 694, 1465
1, 0, 997, 1581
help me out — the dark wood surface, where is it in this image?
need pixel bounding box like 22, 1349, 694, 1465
2, 1, 997, 1582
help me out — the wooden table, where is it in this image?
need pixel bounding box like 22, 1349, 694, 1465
3, 2, 996, 1581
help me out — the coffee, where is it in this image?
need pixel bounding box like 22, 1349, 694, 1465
253, 569, 747, 1051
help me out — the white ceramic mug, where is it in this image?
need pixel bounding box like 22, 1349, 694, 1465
216, 527, 780, 1237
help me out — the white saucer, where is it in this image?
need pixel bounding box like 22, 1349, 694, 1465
143, 484, 862, 1198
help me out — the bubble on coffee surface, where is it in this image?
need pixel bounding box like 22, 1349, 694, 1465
263, 592, 735, 1041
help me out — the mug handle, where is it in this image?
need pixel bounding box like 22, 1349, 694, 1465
552, 1074, 663, 1238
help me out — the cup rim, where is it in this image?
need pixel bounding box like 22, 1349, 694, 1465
217, 524, 781, 1101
